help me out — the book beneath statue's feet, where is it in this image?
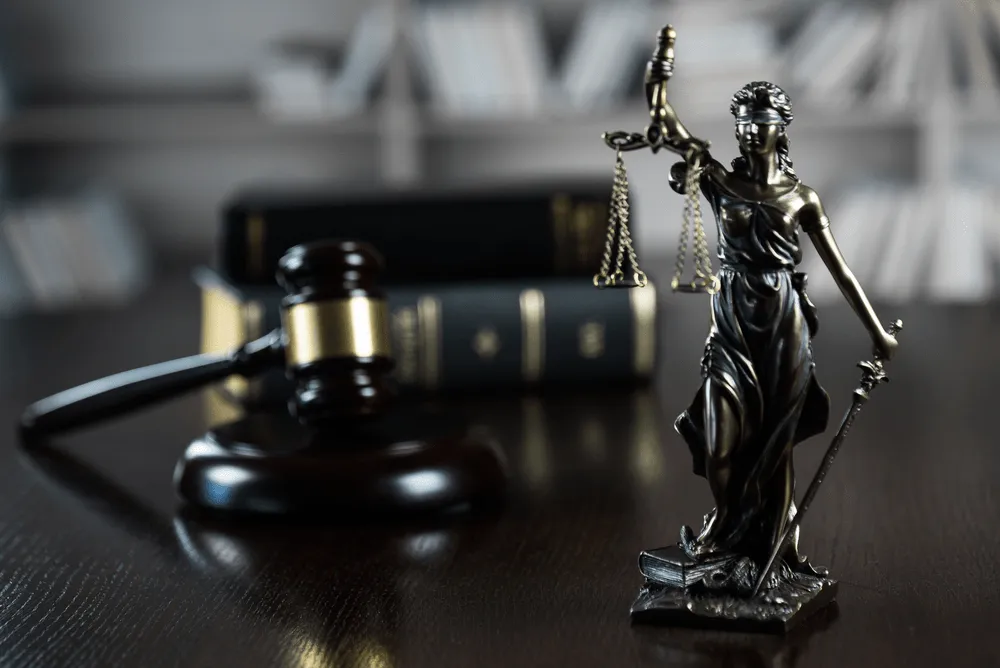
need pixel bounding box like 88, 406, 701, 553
630, 545, 838, 634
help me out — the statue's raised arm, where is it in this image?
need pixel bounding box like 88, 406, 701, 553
643, 25, 710, 157
603, 25, 711, 160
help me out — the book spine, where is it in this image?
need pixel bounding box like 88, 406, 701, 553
219, 187, 613, 284
196, 270, 659, 406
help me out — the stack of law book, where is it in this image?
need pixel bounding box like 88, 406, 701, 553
199, 180, 661, 406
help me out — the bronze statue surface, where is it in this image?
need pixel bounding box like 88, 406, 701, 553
597, 25, 901, 633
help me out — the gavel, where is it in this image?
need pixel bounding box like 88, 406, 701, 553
20, 239, 507, 518
21, 240, 396, 437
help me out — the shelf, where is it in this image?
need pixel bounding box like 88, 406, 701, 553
0, 98, 928, 148
0, 102, 380, 145
418, 103, 920, 140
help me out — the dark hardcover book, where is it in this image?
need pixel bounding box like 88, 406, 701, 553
218, 180, 620, 285
195, 266, 660, 406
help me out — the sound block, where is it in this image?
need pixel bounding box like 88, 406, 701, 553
173, 404, 508, 519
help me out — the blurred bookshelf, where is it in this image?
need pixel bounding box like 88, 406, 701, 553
0, 103, 379, 144
0, 0, 998, 310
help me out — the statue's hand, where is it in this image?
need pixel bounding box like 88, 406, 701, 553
683, 136, 710, 155
874, 329, 898, 362
666, 135, 710, 161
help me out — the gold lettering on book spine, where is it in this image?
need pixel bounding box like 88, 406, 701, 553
578, 321, 606, 359
552, 194, 572, 273
629, 282, 657, 376
520, 289, 545, 383
417, 296, 442, 389
553, 195, 607, 272
573, 201, 605, 269
392, 307, 419, 385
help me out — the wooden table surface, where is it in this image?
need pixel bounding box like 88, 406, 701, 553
1, 263, 998, 668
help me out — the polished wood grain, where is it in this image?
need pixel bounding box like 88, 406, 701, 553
1, 260, 998, 667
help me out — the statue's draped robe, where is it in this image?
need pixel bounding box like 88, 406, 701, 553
673, 164, 831, 561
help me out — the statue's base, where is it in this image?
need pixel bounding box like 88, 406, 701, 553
629, 546, 838, 634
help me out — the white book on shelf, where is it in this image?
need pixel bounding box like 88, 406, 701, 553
870, 0, 913, 109
912, 0, 942, 102
801, 188, 873, 302
410, 9, 446, 112
927, 186, 993, 302
415, 7, 464, 116
82, 192, 149, 301
560, 4, 646, 111
949, 0, 1000, 108
988, 188, 1000, 269
504, 3, 550, 115
0, 193, 148, 312
593, 7, 642, 108
52, 204, 95, 301
0, 211, 48, 306
67, 197, 126, 301
789, 8, 859, 93
10, 206, 80, 307
327, 4, 396, 114
849, 188, 897, 287
452, 8, 486, 114
36, 207, 82, 306
0, 215, 27, 314
798, 7, 884, 108
783, 2, 841, 67
254, 52, 331, 119
985, 0, 1000, 71
559, 7, 606, 110
487, 3, 525, 114
446, 7, 477, 115
871, 189, 932, 302
477, 4, 511, 114
874, 0, 935, 110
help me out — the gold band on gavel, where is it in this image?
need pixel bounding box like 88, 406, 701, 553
282, 297, 392, 365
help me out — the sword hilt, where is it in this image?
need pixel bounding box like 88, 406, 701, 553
857, 319, 902, 397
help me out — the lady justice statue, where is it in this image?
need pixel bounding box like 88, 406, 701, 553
596, 25, 902, 633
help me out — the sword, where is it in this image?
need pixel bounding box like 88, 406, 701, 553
751, 319, 904, 598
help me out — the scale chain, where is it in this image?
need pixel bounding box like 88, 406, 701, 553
594, 149, 647, 288
593, 151, 622, 287
671, 151, 718, 294
611, 151, 630, 284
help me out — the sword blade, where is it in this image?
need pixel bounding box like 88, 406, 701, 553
751, 319, 901, 598
751, 390, 869, 597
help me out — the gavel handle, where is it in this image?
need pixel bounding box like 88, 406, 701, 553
20, 330, 285, 440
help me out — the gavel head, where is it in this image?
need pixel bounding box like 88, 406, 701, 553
275, 240, 396, 428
